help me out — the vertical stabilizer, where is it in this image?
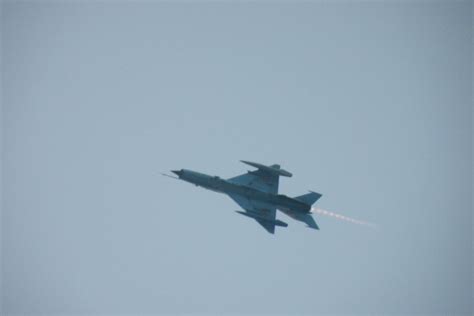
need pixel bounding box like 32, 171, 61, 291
294, 191, 322, 206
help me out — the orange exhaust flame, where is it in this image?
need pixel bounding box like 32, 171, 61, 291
311, 207, 377, 229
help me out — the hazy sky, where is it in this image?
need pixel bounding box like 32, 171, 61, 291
2, 1, 472, 315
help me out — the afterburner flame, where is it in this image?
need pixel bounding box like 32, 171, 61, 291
311, 207, 377, 228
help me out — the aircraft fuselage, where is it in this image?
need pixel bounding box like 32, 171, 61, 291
172, 169, 310, 213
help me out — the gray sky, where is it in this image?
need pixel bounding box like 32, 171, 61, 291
2, 1, 472, 315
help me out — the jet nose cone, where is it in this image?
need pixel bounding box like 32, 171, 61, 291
171, 170, 182, 177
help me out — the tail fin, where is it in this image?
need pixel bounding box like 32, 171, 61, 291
294, 191, 322, 206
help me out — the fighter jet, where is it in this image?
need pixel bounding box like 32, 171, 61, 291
167, 160, 322, 234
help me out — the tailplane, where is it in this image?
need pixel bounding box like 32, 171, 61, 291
279, 209, 319, 230
294, 191, 322, 206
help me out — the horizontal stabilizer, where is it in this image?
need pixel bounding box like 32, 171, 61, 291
302, 213, 319, 230
294, 191, 322, 206
279, 209, 320, 230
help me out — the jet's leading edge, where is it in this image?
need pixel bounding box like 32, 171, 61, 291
169, 160, 322, 234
